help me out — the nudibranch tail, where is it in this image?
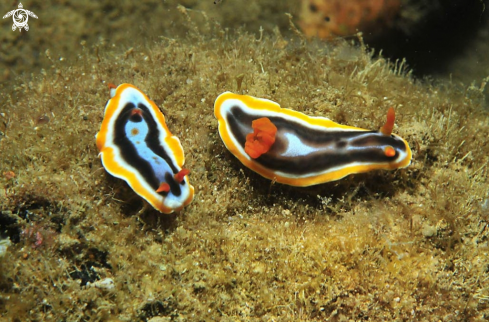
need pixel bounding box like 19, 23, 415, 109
214, 92, 412, 187
96, 83, 194, 213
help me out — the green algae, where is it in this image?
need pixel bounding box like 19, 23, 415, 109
1, 1, 489, 322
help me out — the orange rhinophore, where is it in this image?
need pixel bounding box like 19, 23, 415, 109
174, 169, 190, 183
380, 107, 395, 136
245, 118, 278, 159
156, 183, 170, 193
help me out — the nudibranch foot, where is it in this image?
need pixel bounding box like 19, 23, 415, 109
214, 92, 412, 187
96, 83, 194, 214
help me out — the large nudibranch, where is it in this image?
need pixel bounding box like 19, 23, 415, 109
214, 92, 412, 187
96, 83, 194, 213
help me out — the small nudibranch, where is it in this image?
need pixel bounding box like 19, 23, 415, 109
96, 83, 194, 213
214, 92, 412, 187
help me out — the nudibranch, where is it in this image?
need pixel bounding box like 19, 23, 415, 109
214, 92, 412, 187
96, 83, 194, 213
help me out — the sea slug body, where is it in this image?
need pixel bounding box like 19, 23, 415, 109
214, 92, 412, 187
96, 83, 194, 213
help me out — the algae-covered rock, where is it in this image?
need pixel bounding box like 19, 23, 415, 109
0, 1, 489, 321
0, 238, 11, 258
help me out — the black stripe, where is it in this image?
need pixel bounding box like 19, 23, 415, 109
113, 102, 183, 196
226, 106, 408, 176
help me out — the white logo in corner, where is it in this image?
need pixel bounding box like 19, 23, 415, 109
3, 3, 38, 32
